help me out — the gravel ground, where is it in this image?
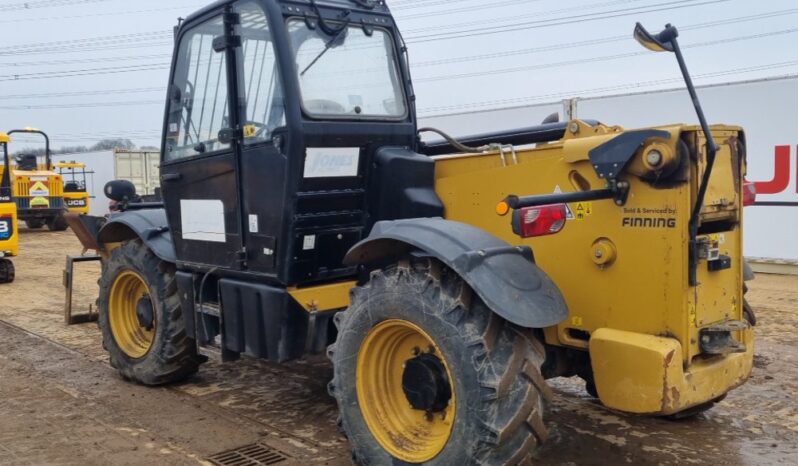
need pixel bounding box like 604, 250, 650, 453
0, 228, 795, 465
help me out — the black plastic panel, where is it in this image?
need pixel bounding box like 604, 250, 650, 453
219, 278, 306, 362
369, 146, 444, 223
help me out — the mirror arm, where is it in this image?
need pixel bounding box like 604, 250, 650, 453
668, 34, 720, 286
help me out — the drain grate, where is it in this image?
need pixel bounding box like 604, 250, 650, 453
207, 442, 289, 466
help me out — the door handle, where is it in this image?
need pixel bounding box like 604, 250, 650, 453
161, 173, 181, 182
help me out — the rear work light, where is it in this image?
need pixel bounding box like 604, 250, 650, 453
743, 180, 756, 206
511, 203, 568, 238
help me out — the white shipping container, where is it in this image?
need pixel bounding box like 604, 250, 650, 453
113, 150, 161, 197
420, 75, 798, 260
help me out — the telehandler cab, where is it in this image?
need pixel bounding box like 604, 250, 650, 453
0, 133, 18, 283
75, 1, 754, 463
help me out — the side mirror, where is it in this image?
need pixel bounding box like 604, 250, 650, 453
104, 180, 136, 202
634, 22, 678, 53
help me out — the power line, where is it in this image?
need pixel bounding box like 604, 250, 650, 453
3, 87, 162, 100
4, 7, 794, 73
0, 0, 110, 12
407, 0, 730, 43
395, 0, 542, 20
412, 8, 798, 67
414, 27, 798, 82
0, 63, 170, 82
0, 99, 163, 110
0, 0, 711, 53
419, 63, 798, 115
3, 19, 794, 88
0, 2, 205, 24
401, 0, 646, 34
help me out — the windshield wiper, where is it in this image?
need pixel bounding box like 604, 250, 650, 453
301, 25, 348, 76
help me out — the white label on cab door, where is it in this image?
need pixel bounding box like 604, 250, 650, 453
304, 147, 360, 178
181, 199, 226, 242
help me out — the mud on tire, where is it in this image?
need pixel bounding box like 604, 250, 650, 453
329, 258, 551, 465
98, 239, 202, 385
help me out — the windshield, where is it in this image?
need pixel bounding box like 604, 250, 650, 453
288, 19, 407, 119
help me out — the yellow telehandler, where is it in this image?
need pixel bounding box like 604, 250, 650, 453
70, 2, 754, 463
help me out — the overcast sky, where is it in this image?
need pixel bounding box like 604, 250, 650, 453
1, 0, 796, 150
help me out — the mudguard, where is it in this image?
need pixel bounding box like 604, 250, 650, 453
344, 218, 569, 328
98, 208, 176, 263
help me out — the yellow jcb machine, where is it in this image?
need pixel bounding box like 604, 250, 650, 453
55, 161, 91, 215
70, 2, 753, 463
0, 133, 18, 283
7, 128, 69, 231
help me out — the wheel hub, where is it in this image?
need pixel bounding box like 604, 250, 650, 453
136, 296, 154, 330
356, 319, 457, 463
402, 352, 452, 413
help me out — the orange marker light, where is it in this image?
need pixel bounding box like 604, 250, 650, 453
495, 200, 510, 216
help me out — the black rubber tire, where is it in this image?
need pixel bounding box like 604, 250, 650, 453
97, 239, 202, 385
25, 219, 45, 229
47, 214, 68, 232
329, 259, 551, 465
0, 259, 14, 284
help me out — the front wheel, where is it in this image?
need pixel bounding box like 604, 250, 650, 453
47, 214, 68, 231
25, 219, 45, 229
98, 239, 202, 385
329, 259, 551, 465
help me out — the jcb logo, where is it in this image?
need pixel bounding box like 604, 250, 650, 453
752, 145, 798, 194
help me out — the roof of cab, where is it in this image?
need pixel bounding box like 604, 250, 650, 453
182, 0, 389, 26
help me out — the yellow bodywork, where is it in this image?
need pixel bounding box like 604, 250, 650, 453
55, 162, 90, 214
1, 167, 65, 213
432, 121, 750, 415
289, 120, 752, 416
589, 327, 752, 414
62, 191, 90, 214
0, 136, 18, 258
0, 200, 18, 258
288, 280, 356, 312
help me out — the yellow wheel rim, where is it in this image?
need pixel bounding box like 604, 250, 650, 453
356, 319, 456, 463
109, 270, 155, 358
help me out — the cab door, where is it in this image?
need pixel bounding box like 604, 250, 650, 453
160, 9, 245, 269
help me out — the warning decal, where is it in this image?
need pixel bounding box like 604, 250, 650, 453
30, 181, 49, 197
573, 201, 593, 221
553, 185, 574, 220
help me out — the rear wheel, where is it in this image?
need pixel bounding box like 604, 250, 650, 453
0, 259, 14, 284
329, 259, 551, 465
25, 219, 45, 229
47, 214, 68, 231
98, 239, 202, 385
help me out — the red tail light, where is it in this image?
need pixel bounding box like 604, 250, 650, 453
743, 180, 756, 206
512, 203, 568, 238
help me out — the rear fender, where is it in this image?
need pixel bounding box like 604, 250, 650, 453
344, 218, 568, 328
98, 208, 176, 263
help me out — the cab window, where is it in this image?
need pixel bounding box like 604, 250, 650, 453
165, 16, 230, 161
